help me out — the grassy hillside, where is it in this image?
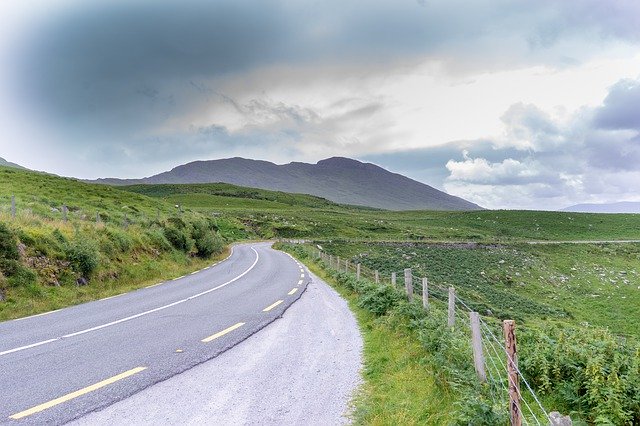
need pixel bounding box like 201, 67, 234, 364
127, 182, 640, 242
0, 167, 241, 320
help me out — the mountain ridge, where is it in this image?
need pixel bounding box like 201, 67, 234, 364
93, 156, 482, 211
561, 201, 640, 214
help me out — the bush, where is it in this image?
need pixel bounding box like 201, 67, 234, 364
163, 226, 192, 252
65, 239, 100, 277
145, 228, 172, 252
0, 222, 19, 260
105, 228, 134, 253
357, 284, 404, 316
193, 231, 223, 258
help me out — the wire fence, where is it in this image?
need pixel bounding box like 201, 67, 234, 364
293, 242, 553, 425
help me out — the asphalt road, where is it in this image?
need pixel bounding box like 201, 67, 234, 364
72, 270, 363, 425
0, 242, 310, 425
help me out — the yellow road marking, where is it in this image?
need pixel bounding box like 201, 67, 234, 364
288, 288, 298, 295
201, 322, 245, 343
9, 367, 147, 420
262, 300, 283, 312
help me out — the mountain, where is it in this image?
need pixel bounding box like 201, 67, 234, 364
95, 157, 482, 211
561, 202, 640, 214
0, 157, 26, 170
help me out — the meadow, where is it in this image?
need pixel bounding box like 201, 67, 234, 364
2, 170, 639, 423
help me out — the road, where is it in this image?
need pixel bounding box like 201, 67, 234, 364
0, 242, 314, 425
72, 270, 362, 425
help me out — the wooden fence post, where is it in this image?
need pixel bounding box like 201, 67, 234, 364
345, 260, 350, 273
337, 256, 341, 272
356, 263, 361, 281
329, 255, 333, 269
470, 312, 486, 382
422, 277, 429, 310
404, 268, 413, 301
448, 287, 456, 328
96, 212, 101, 223
62, 205, 68, 222
11, 195, 16, 218
391, 271, 396, 287
503, 320, 521, 426
375, 270, 379, 284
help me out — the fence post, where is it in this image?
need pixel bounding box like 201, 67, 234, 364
404, 268, 413, 301
345, 260, 350, 273
470, 312, 486, 382
448, 287, 456, 328
503, 320, 521, 426
391, 271, 396, 287
422, 277, 429, 310
375, 270, 379, 284
62, 205, 68, 222
329, 255, 333, 269
356, 263, 361, 281
11, 195, 16, 218
96, 212, 101, 223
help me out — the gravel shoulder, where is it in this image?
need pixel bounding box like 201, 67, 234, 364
72, 270, 363, 425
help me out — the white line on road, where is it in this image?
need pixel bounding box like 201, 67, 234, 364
0, 247, 261, 357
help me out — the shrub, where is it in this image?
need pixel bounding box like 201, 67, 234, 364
194, 231, 223, 258
145, 228, 172, 252
357, 284, 404, 316
0, 222, 19, 260
163, 226, 192, 252
65, 239, 100, 277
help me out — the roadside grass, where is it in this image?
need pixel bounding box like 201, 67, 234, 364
286, 247, 457, 425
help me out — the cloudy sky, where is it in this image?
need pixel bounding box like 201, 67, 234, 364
0, 0, 639, 209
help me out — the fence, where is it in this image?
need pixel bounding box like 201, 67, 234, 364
298, 243, 564, 426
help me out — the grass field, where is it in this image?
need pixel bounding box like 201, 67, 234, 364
2, 169, 639, 423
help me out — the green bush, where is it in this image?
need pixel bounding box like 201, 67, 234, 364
65, 239, 100, 277
163, 226, 192, 252
0, 222, 19, 260
193, 231, 223, 258
357, 284, 404, 316
144, 228, 172, 252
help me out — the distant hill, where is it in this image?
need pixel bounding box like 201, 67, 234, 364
561, 202, 640, 214
94, 157, 482, 211
0, 157, 25, 170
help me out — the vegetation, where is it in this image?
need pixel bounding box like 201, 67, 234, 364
0, 167, 232, 320
2, 166, 640, 423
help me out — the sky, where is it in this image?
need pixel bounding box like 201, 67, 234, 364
0, 0, 639, 210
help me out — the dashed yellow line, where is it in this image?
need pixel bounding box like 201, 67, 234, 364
288, 288, 298, 295
262, 300, 283, 312
201, 322, 245, 343
9, 367, 147, 420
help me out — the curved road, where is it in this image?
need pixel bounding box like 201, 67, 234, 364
0, 243, 311, 425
